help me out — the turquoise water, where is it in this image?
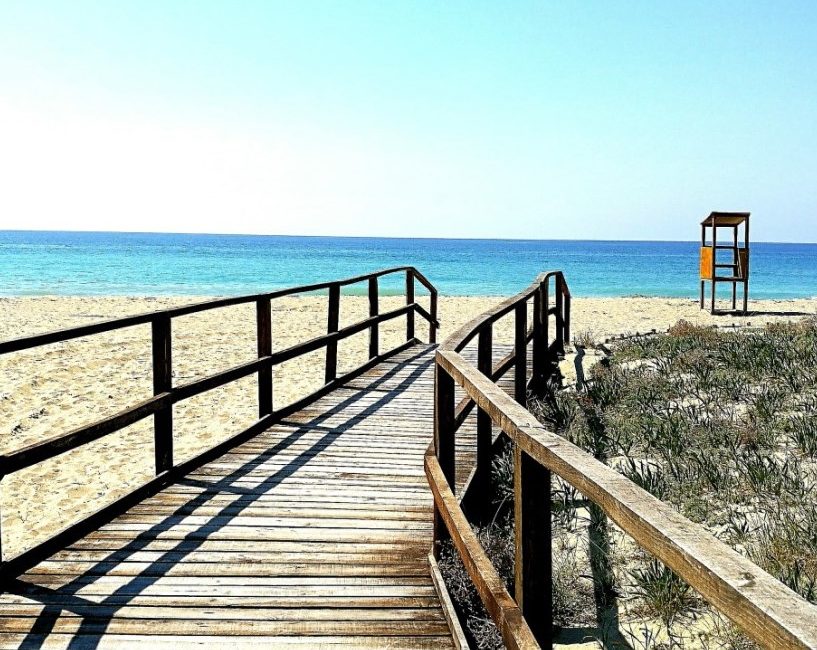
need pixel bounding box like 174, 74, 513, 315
0, 231, 815, 298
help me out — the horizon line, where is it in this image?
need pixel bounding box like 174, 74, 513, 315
2, 227, 816, 246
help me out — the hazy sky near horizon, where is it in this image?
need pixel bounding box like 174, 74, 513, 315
1, 2, 816, 242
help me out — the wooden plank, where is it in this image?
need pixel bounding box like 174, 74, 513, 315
8, 592, 440, 608
0, 618, 453, 636
179, 475, 430, 488
31, 522, 428, 542
26, 561, 431, 579
125, 505, 430, 520
101, 512, 431, 529
159, 482, 432, 498
15, 574, 437, 590
66, 536, 428, 557
49, 548, 430, 564
452, 343, 517, 428
64, 539, 431, 554
125, 504, 431, 520
428, 552, 469, 650
0, 604, 447, 622
0, 633, 454, 649
15, 574, 437, 589
215, 441, 438, 457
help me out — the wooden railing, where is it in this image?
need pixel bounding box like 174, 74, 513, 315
426, 272, 817, 649
0, 266, 438, 578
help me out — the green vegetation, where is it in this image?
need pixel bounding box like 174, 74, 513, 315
440, 318, 817, 648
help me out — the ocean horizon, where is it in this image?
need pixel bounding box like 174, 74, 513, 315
1, 230, 816, 299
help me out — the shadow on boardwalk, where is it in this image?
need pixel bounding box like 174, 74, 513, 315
6, 348, 439, 649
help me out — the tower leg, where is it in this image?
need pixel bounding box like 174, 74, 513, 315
710, 225, 717, 315
743, 279, 748, 315
731, 281, 736, 311
700, 280, 705, 308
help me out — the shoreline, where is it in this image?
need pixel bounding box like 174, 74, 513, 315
4, 291, 817, 300
2, 294, 815, 339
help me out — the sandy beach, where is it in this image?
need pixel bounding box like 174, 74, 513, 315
1, 294, 815, 558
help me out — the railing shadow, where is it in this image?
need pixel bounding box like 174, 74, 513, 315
555, 626, 634, 649
744, 309, 814, 317
709, 309, 814, 317
8, 347, 434, 649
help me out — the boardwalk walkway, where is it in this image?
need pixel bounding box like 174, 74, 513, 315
0, 344, 468, 649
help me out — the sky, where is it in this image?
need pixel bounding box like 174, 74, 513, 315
0, 1, 816, 242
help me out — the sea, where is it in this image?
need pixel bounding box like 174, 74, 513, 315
1, 230, 815, 299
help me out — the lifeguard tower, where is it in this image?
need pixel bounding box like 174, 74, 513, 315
699, 211, 750, 315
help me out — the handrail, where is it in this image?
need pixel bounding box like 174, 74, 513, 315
1, 304, 418, 475
427, 272, 817, 649
0, 266, 439, 355
429, 270, 568, 648
0, 267, 438, 571
441, 271, 570, 355
426, 448, 537, 650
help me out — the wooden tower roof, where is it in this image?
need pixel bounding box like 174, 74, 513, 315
700, 211, 750, 226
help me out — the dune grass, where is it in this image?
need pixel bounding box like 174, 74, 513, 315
440, 318, 817, 648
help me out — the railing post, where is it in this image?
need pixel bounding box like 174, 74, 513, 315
473, 325, 493, 518
544, 276, 551, 357
555, 276, 565, 351
325, 284, 340, 383
563, 284, 571, 349
256, 297, 272, 417
429, 290, 438, 344
514, 446, 552, 647
514, 302, 527, 405
152, 315, 173, 474
711, 224, 717, 314
433, 360, 456, 553
406, 269, 415, 341
532, 282, 545, 390
368, 277, 379, 359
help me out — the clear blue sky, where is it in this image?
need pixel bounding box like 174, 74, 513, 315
1, 1, 815, 242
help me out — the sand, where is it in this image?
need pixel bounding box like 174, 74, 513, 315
1, 293, 815, 558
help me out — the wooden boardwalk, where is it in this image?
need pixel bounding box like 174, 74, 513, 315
0, 344, 470, 649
